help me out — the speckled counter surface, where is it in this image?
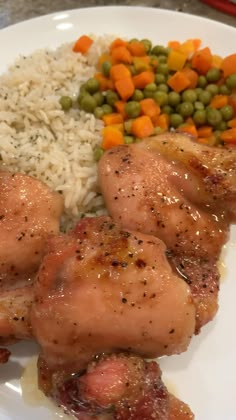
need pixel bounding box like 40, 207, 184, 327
0, 0, 235, 29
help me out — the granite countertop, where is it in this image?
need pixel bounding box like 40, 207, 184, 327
0, 0, 235, 29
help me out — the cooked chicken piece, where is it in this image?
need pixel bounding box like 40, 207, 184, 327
39, 352, 194, 420
0, 171, 63, 289
98, 133, 235, 330
31, 216, 195, 376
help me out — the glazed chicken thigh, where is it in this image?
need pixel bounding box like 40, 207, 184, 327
98, 133, 236, 330
31, 216, 195, 377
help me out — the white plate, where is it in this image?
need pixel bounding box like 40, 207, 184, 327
0, 6, 236, 420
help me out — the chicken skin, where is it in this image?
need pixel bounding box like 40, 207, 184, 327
40, 353, 193, 420
98, 133, 236, 330
31, 216, 195, 376
0, 171, 63, 289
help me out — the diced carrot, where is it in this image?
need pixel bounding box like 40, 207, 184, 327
198, 137, 211, 145
229, 95, 236, 116
191, 38, 202, 51
167, 50, 188, 71
152, 113, 170, 130
220, 128, 236, 143
73, 35, 93, 54
228, 118, 236, 128
110, 38, 127, 51
97, 53, 112, 70
182, 67, 198, 88
110, 64, 131, 82
94, 73, 110, 91
178, 124, 198, 138
179, 39, 200, 55
140, 98, 160, 118
133, 71, 155, 89
131, 115, 154, 138
191, 47, 212, 74
197, 126, 213, 138
102, 126, 124, 150
111, 46, 132, 64
212, 54, 223, 69
167, 71, 190, 93
168, 40, 181, 50
210, 94, 228, 109
106, 123, 124, 133
127, 41, 146, 57
115, 77, 135, 101
221, 53, 236, 78
133, 57, 151, 73
114, 100, 127, 118
102, 113, 124, 126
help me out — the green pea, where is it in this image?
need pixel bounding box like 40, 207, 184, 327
94, 146, 104, 161
152, 45, 169, 56
93, 92, 104, 107
145, 83, 157, 92
213, 130, 223, 143
182, 89, 197, 103
78, 91, 87, 105
157, 83, 169, 93
143, 88, 154, 98
220, 105, 234, 121
102, 61, 112, 77
153, 91, 169, 106
194, 101, 205, 111
124, 135, 135, 144
206, 84, 219, 96
59, 95, 72, 111
94, 107, 104, 119
155, 74, 166, 85
141, 39, 152, 53
154, 126, 164, 135
125, 101, 141, 118
219, 84, 231, 95
79, 83, 87, 93
106, 90, 119, 107
226, 74, 236, 89
156, 63, 169, 75
80, 94, 97, 113
157, 55, 167, 64
198, 90, 212, 105
162, 105, 174, 115
206, 68, 221, 82
102, 104, 113, 115
129, 38, 139, 43
132, 89, 144, 101
195, 87, 203, 96
85, 78, 100, 94
168, 91, 181, 107
197, 76, 207, 88
207, 108, 222, 126
124, 120, 134, 134
170, 113, 184, 128
129, 65, 137, 76
193, 109, 207, 126
216, 121, 228, 131
178, 101, 194, 117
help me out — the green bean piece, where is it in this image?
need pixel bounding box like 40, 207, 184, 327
206, 68, 221, 83
81, 94, 97, 113
153, 91, 168, 106
157, 83, 169, 93
94, 107, 104, 119
193, 110, 207, 126
85, 78, 100, 94
155, 74, 166, 85
178, 101, 194, 117
170, 113, 184, 128
93, 92, 104, 107
182, 89, 198, 103
125, 101, 141, 118
132, 89, 144, 102
124, 135, 135, 144
152, 45, 169, 56
102, 61, 112, 77
194, 101, 205, 111
94, 146, 104, 161
59, 96, 73, 111
198, 90, 212, 105
219, 84, 231, 95
162, 105, 174, 115
206, 84, 219, 96
106, 90, 119, 107
220, 105, 234, 121
168, 91, 181, 107
206, 108, 222, 127
197, 75, 207, 88
141, 39, 152, 53
226, 74, 236, 89
102, 104, 113, 115
156, 63, 169, 75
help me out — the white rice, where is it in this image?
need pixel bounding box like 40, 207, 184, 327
0, 36, 114, 229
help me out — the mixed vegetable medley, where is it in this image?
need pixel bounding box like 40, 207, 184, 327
60, 34, 236, 157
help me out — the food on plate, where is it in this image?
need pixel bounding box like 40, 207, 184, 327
42, 352, 193, 419
71, 36, 236, 149
98, 132, 236, 329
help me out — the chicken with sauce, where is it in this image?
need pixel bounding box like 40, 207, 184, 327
98, 132, 236, 331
